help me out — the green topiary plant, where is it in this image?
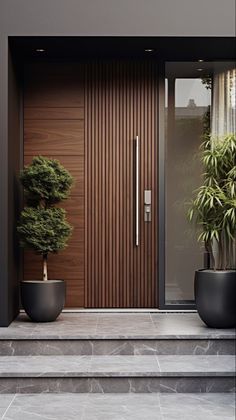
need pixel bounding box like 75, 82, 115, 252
188, 134, 236, 270
17, 156, 73, 281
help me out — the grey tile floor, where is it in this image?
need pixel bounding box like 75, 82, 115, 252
0, 393, 235, 419
0, 313, 235, 339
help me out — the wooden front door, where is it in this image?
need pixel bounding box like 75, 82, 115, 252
85, 61, 158, 307
23, 60, 158, 308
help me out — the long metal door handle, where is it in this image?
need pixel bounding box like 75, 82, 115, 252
135, 135, 139, 246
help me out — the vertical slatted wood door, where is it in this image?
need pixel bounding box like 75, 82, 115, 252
85, 60, 158, 307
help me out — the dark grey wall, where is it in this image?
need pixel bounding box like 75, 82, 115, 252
0, 0, 235, 325
0, 46, 21, 326
7, 50, 21, 325
0, 0, 235, 36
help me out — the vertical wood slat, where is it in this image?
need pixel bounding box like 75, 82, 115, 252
85, 60, 158, 308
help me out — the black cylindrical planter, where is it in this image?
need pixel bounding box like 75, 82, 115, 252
21, 280, 66, 322
195, 270, 236, 328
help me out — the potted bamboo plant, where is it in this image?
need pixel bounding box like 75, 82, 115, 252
188, 134, 236, 328
17, 156, 73, 322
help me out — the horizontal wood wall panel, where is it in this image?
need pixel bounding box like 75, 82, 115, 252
85, 60, 158, 308
24, 107, 84, 120
24, 120, 84, 156
23, 63, 85, 307
24, 63, 84, 108
24, 241, 84, 280
60, 197, 84, 215
66, 282, 85, 307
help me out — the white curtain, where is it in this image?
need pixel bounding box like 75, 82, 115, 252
211, 68, 236, 137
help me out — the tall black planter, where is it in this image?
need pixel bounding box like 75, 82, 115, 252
21, 280, 65, 322
195, 270, 236, 328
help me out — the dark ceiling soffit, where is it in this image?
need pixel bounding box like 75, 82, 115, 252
8, 36, 236, 61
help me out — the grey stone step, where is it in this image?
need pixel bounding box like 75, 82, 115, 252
0, 355, 234, 377
0, 355, 234, 393
1, 313, 234, 356
0, 393, 235, 420
0, 338, 234, 355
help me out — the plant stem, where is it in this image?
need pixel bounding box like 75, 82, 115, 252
206, 241, 215, 270
43, 254, 48, 281
218, 234, 224, 270
225, 235, 230, 270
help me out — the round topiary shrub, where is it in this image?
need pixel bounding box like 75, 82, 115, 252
17, 156, 74, 280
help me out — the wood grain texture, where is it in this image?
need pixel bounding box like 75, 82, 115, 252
23, 63, 85, 307
24, 120, 84, 156
85, 60, 158, 308
24, 242, 84, 281
24, 107, 84, 120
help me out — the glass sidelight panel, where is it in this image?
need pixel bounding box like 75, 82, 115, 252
164, 61, 235, 305
165, 62, 211, 304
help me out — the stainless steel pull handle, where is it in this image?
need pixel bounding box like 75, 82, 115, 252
135, 135, 139, 246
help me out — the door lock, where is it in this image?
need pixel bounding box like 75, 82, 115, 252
144, 190, 151, 222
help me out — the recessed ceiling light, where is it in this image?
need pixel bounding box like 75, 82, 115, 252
35, 48, 45, 52
144, 48, 154, 52
198, 59, 204, 62
197, 68, 203, 71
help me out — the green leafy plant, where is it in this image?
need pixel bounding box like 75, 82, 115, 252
17, 156, 73, 280
188, 134, 236, 270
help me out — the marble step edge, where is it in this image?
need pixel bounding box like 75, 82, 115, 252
0, 372, 234, 378
0, 333, 235, 340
